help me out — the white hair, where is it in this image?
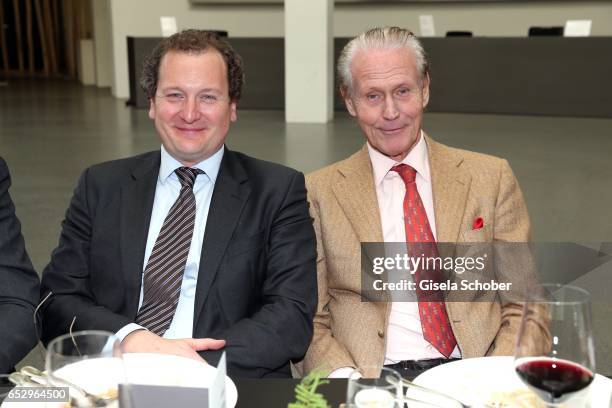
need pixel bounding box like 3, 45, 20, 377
338, 26, 429, 95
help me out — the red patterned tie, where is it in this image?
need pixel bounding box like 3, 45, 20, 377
392, 164, 457, 358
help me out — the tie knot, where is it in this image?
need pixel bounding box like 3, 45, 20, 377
175, 167, 204, 189
391, 164, 417, 184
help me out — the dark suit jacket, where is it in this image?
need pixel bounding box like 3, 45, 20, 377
40, 148, 317, 378
0, 157, 40, 374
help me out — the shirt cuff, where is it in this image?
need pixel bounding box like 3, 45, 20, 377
115, 323, 147, 342
328, 366, 360, 378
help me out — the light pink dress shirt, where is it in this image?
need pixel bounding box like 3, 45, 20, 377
329, 133, 459, 378
367, 133, 460, 364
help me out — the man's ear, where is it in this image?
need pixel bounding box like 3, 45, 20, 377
340, 86, 357, 117
148, 98, 156, 119
422, 72, 430, 108
230, 100, 237, 122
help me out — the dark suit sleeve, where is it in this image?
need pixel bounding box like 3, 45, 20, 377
40, 168, 132, 343
0, 158, 40, 373
201, 172, 317, 377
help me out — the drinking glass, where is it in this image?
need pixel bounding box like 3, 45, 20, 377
46, 330, 124, 407
514, 284, 595, 407
345, 366, 403, 408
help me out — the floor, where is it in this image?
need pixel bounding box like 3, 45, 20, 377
1, 79, 611, 373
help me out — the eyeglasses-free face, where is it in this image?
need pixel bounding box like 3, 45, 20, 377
343, 47, 430, 162
149, 50, 237, 167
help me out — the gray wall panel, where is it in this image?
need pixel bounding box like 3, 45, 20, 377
231, 38, 285, 110
422, 37, 612, 117
127, 36, 612, 117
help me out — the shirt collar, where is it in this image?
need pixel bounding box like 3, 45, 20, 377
159, 144, 224, 184
367, 130, 431, 186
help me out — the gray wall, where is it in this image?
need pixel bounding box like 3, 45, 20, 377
105, 0, 284, 98
93, 1, 612, 98
334, 1, 612, 37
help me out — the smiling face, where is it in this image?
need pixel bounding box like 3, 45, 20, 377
148, 50, 237, 166
343, 47, 430, 162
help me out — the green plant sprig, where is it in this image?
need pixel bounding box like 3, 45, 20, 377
288, 370, 331, 408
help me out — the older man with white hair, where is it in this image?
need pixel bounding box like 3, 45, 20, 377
301, 27, 548, 379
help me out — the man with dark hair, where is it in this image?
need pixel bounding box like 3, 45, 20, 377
41, 30, 317, 378
0, 157, 39, 374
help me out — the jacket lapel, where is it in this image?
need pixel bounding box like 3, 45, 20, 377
120, 153, 160, 317
427, 135, 471, 246
334, 139, 472, 245
332, 146, 384, 244
332, 147, 388, 306
193, 149, 250, 325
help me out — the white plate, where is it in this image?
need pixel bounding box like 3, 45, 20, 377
2, 353, 237, 408
408, 356, 611, 408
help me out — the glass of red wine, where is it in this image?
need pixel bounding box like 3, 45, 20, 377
514, 283, 596, 407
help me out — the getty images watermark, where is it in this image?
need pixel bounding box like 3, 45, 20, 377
360, 242, 544, 302
370, 251, 512, 292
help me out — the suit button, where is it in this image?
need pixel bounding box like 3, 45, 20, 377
377, 330, 384, 338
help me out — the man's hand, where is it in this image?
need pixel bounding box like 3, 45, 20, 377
122, 330, 225, 362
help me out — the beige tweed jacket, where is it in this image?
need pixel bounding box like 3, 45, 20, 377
300, 134, 548, 378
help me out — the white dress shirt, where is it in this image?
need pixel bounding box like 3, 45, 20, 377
116, 144, 223, 341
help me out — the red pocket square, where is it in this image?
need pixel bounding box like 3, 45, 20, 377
472, 217, 484, 230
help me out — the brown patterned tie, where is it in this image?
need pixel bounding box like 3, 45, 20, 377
392, 164, 457, 357
135, 167, 203, 336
